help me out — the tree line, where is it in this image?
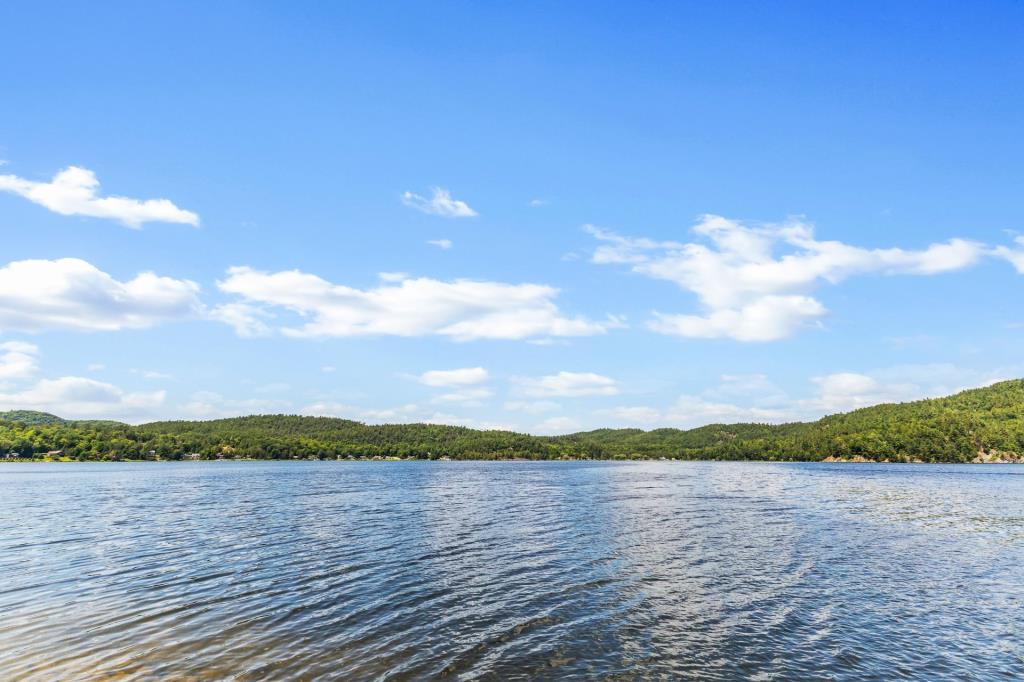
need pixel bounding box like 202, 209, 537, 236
2, 380, 1023, 463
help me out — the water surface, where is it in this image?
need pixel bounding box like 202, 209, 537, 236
1, 461, 1022, 680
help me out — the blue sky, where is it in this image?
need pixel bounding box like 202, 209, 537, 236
2, 1, 1023, 431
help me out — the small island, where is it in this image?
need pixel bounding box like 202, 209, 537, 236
3, 380, 1022, 464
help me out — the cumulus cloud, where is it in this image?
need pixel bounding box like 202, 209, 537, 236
0, 376, 165, 421
401, 187, 478, 218
0, 258, 202, 333
588, 216, 985, 341
216, 267, 614, 341
0, 341, 39, 381
415, 368, 492, 405
648, 296, 827, 342
0, 166, 198, 228
804, 373, 917, 412
418, 367, 489, 387
428, 239, 453, 249
515, 371, 619, 398
801, 364, 1015, 414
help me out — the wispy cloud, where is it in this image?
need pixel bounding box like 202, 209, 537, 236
588, 216, 986, 341
515, 371, 619, 398
0, 165, 199, 228
427, 238, 453, 249
133, 369, 173, 380
401, 187, 478, 218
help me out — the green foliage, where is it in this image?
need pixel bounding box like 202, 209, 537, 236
0, 410, 67, 426
2, 381, 1023, 462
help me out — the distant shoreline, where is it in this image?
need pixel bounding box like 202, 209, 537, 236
3, 457, 1020, 465
3, 381, 1023, 465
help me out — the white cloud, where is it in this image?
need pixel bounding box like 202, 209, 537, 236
179, 391, 290, 420
0, 258, 202, 333
420, 412, 517, 431
515, 371, 619, 398
321, 365, 336, 373
427, 239, 453, 249
802, 364, 1015, 414
217, 267, 614, 341
602, 406, 662, 424
418, 367, 489, 387
805, 373, 914, 412
299, 401, 356, 418
0, 340, 165, 421
603, 396, 789, 429
0, 166, 198, 228
133, 369, 173, 380
529, 199, 549, 207
648, 296, 827, 342
532, 416, 581, 434
0, 376, 165, 421
600, 364, 1017, 430
416, 368, 491, 405
504, 400, 562, 414
87, 363, 105, 372
994, 236, 1024, 273
208, 302, 271, 338
401, 187, 478, 218
432, 387, 494, 405
359, 403, 422, 421
0, 341, 39, 381
588, 216, 986, 341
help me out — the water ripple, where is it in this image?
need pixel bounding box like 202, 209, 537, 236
0, 461, 1022, 680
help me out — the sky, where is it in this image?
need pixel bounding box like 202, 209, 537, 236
2, 1, 1024, 432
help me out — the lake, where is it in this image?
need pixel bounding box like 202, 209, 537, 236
0, 461, 1022, 680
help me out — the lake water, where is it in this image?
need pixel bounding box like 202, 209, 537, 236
0, 461, 1022, 680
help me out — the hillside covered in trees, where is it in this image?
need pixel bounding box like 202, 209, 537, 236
2, 380, 1023, 463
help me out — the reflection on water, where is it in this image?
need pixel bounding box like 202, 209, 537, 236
0, 461, 1022, 680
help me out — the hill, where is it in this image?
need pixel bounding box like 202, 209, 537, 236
0, 410, 67, 426
1, 380, 1022, 463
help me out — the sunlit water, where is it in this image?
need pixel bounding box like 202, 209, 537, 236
1, 461, 1022, 680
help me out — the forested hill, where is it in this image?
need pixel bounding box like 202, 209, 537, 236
2, 380, 1023, 463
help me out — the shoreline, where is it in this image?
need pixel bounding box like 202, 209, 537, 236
3, 458, 1020, 465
